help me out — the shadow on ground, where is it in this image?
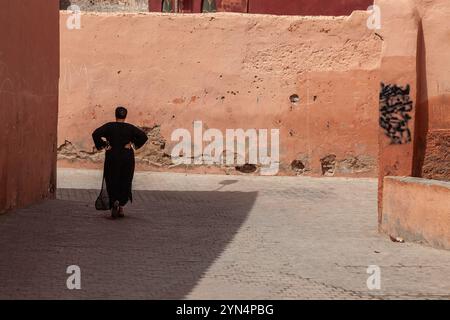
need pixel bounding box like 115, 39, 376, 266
0, 189, 257, 299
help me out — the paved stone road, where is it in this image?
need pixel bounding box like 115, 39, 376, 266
0, 168, 449, 299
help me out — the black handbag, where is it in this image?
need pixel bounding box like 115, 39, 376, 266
95, 174, 110, 210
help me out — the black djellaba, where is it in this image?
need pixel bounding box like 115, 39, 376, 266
92, 106, 148, 218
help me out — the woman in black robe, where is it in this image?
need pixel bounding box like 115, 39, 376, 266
92, 106, 148, 218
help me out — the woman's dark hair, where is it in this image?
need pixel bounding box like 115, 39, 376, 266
115, 106, 128, 119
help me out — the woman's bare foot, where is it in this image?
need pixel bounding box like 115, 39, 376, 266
118, 206, 125, 218
111, 200, 120, 219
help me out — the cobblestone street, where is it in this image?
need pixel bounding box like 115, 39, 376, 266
0, 169, 449, 299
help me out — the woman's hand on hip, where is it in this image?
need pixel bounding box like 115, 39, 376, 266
125, 143, 133, 150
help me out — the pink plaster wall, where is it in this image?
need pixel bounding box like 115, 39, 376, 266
58, 11, 382, 176
376, 0, 450, 236
382, 176, 450, 250
0, 1, 60, 213
148, 0, 374, 15
249, 0, 373, 16
414, 0, 450, 182
374, 0, 420, 221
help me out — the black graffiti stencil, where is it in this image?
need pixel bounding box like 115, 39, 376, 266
379, 83, 413, 144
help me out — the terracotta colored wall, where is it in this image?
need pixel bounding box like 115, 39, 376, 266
376, 0, 450, 227
414, 0, 450, 182
249, 0, 373, 16
58, 11, 381, 176
382, 176, 450, 250
0, 1, 59, 213
149, 0, 163, 11
149, 0, 247, 13
218, 0, 247, 13
149, 0, 373, 15
374, 0, 420, 223
61, 0, 149, 11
